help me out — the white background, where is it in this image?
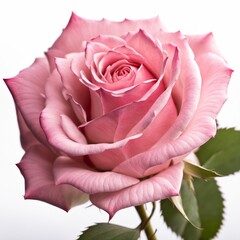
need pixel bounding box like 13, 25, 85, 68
1, 0, 240, 239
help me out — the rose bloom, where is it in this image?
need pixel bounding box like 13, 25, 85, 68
5, 13, 232, 218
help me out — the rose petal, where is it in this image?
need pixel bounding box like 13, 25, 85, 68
49, 13, 164, 55
124, 46, 180, 140
124, 29, 167, 78
125, 95, 178, 157
17, 144, 88, 211
55, 56, 90, 123
188, 52, 233, 126
45, 48, 65, 71
134, 64, 156, 84
188, 32, 224, 59
16, 109, 40, 150
85, 35, 126, 68
85, 41, 110, 68
4, 58, 49, 146
54, 156, 139, 194
88, 34, 127, 49
88, 148, 127, 170
99, 79, 155, 114
91, 162, 183, 218
155, 37, 202, 144
40, 72, 142, 156
81, 78, 164, 143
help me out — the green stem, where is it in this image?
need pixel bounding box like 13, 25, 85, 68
135, 203, 157, 240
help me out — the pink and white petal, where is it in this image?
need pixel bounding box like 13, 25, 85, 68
18, 144, 88, 211
56, 55, 90, 106
55, 56, 90, 122
124, 30, 167, 78
186, 53, 233, 132
70, 52, 90, 78
88, 148, 127, 170
187, 33, 224, 60
196, 53, 232, 117
91, 162, 183, 218
156, 39, 202, 144
60, 114, 88, 144
80, 111, 119, 143
88, 34, 127, 49
99, 79, 155, 114
79, 69, 101, 91
54, 156, 139, 194
159, 54, 232, 165
124, 46, 180, 140
157, 30, 185, 47
81, 78, 163, 143
4, 58, 50, 146
124, 95, 177, 157
72, 60, 103, 120
61, 114, 139, 160
85, 41, 110, 68
89, 89, 104, 119
134, 64, 156, 84
49, 13, 164, 54
45, 48, 66, 71
41, 71, 141, 156
16, 109, 40, 150
114, 115, 215, 179
68, 95, 88, 124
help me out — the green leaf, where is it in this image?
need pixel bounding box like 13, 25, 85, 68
77, 223, 140, 240
196, 128, 240, 176
161, 179, 224, 240
194, 179, 224, 239
184, 161, 221, 179
161, 180, 201, 240
170, 195, 201, 230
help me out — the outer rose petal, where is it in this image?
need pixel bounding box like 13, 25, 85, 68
16, 109, 40, 150
187, 32, 224, 59
4, 58, 49, 146
91, 162, 183, 218
49, 13, 164, 55
18, 145, 88, 211
188, 52, 233, 126
53, 156, 139, 194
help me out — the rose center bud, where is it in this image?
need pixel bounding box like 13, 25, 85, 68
115, 66, 130, 78
112, 64, 138, 82
104, 60, 139, 84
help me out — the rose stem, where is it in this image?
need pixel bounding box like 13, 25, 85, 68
135, 202, 157, 240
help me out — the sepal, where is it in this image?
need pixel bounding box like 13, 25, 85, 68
184, 160, 221, 179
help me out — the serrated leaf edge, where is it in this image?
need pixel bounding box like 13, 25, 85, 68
210, 180, 225, 239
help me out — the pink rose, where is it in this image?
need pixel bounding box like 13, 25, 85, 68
5, 13, 232, 218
